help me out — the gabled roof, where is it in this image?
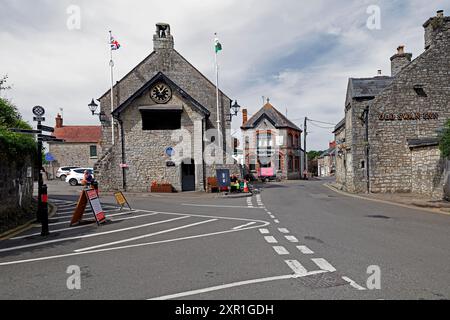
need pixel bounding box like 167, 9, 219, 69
347, 76, 393, 101
241, 102, 302, 131
112, 72, 210, 117
319, 147, 336, 158
99, 49, 231, 102
52, 126, 101, 143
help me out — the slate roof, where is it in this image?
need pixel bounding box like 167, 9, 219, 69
241, 102, 302, 131
348, 76, 393, 99
52, 126, 101, 143
319, 147, 336, 159
333, 118, 345, 133
112, 72, 210, 118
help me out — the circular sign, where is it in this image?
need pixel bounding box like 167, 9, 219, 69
32, 106, 45, 116
165, 147, 175, 157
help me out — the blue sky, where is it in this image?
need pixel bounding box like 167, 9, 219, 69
0, 0, 449, 150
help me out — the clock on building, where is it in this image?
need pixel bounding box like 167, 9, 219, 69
150, 82, 172, 104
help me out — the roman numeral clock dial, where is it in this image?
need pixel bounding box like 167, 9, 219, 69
150, 82, 172, 104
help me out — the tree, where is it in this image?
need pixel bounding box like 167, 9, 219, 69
439, 119, 450, 158
307, 150, 324, 161
0, 74, 12, 92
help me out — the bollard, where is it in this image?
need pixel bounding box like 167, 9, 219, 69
41, 184, 50, 236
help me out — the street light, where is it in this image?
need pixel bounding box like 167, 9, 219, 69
226, 100, 241, 122
88, 99, 107, 123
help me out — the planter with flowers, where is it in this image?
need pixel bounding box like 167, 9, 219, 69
150, 181, 173, 193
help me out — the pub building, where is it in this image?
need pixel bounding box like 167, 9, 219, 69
334, 10, 450, 199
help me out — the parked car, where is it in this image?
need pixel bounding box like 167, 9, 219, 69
65, 168, 94, 186
56, 166, 80, 181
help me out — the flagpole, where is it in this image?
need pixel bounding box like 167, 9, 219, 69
214, 34, 222, 155
109, 30, 115, 145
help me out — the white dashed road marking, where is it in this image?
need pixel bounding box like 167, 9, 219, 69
278, 228, 290, 234
285, 235, 299, 243
285, 260, 308, 276
264, 236, 278, 244
274, 220, 280, 224
259, 229, 270, 234
272, 246, 289, 255
312, 258, 336, 272
296, 245, 314, 254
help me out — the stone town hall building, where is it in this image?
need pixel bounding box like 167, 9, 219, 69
334, 11, 450, 199
95, 23, 238, 192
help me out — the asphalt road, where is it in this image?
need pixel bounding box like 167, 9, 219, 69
0, 180, 449, 300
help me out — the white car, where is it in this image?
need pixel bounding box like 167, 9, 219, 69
65, 168, 94, 186
56, 166, 80, 181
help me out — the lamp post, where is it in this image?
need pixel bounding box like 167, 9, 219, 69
226, 101, 241, 122
88, 99, 107, 123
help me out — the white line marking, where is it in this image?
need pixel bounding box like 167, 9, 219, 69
296, 245, 314, 254
272, 246, 289, 255
278, 228, 289, 234
285, 235, 299, 243
232, 222, 256, 230
274, 219, 280, 224
342, 276, 367, 290
269, 215, 275, 219
264, 236, 278, 244
47, 210, 142, 226
148, 270, 328, 300
75, 218, 217, 252
259, 229, 269, 234
10, 224, 95, 240
312, 258, 336, 272
285, 260, 307, 275
182, 204, 262, 209
0, 210, 270, 266
0, 216, 189, 253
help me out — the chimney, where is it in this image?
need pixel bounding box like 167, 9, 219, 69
242, 109, 248, 125
376, 69, 382, 76
423, 10, 448, 49
55, 113, 63, 128
390, 45, 412, 76
153, 23, 174, 51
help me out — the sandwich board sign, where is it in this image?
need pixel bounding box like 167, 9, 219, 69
114, 191, 132, 211
71, 188, 106, 226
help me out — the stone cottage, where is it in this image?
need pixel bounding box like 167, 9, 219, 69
318, 142, 336, 177
241, 100, 304, 180
48, 114, 102, 171
335, 10, 450, 199
95, 23, 238, 192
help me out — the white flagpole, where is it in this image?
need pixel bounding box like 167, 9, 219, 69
109, 30, 115, 145
214, 34, 222, 154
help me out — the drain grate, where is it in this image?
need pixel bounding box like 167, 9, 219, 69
297, 272, 348, 289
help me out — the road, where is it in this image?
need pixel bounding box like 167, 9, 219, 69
0, 180, 449, 300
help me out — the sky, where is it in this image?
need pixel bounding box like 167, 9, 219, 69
0, 0, 449, 150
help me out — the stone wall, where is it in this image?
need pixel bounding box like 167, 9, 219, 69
0, 150, 35, 234
411, 146, 443, 197
368, 22, 450, 196
49, 142, 102, 169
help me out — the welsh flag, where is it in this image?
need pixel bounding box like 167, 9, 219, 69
214, 36, 222, 54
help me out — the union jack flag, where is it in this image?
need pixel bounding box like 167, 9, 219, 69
110, 33, 121, 50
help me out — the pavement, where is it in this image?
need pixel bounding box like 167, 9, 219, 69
1, 179, 449, 300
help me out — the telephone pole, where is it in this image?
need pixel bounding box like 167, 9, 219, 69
304, 117, 308, 174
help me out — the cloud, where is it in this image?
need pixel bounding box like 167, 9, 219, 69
0, 0, 448, 150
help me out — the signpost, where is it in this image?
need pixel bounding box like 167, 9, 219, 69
33, 106, 49, 236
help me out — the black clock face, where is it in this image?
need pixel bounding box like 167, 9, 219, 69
150, 83, 172, 104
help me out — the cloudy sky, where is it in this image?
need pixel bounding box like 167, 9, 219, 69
0, 0, 448, 150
